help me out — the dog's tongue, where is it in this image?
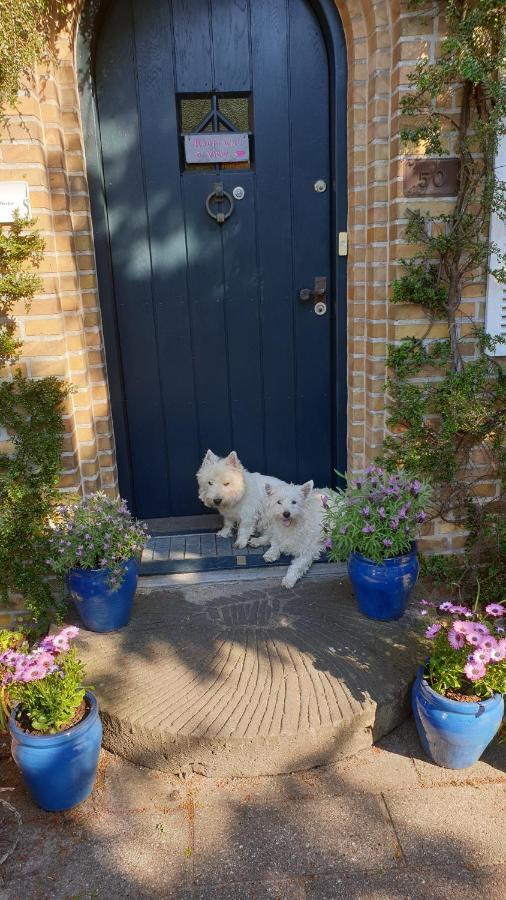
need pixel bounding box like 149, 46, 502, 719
282, 519, 292, 528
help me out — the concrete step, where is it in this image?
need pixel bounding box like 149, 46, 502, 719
75, 574, 423, 777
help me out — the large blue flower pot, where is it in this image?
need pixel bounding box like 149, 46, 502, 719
67, 557, 138, 633
9, 692, 102, 811
347, 546, 419, 621
412, 667, 504, 769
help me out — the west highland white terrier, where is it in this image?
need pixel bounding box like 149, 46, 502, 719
196, 450, 285, 548
250, 480, 328, 588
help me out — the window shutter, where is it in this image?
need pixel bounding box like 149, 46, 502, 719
486, 134, 506, 355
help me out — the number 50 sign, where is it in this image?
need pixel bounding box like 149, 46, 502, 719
403, 158, 460, 197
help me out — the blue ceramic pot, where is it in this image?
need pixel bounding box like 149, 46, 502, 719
9, 692, 102, 811
347, 545, 419, 621
412, 666, 504, 769
67, 557, 138, 633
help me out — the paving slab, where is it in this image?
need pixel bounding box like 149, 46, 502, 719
75, 575, 423, 776
385, 784, 506, 868
193, 794, 400, 887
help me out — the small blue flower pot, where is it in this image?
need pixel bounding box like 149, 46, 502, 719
9, 692, 102, 811
67, 557, 138, 633
412, 666, 504, 769
347, 546, 419, 621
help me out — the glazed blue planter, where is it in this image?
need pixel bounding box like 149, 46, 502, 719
412, 666, 504, 769
9, 692, 102, 811
347, 546, 419, 621
67, 557, 138, 632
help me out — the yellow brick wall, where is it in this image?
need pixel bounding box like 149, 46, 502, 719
0, 0, 480, 623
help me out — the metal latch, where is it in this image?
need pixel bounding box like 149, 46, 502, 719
338, 232, 348, 256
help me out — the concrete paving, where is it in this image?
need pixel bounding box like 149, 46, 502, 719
1, 719, 505, 899
74, 575, 423, 776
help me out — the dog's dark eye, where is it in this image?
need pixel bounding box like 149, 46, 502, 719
292, 500, 297, 505
277, 500, 282, 505
223, 482, 230, 487
208, 481, 213, 486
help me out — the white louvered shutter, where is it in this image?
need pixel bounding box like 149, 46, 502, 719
486, 133, 506, 355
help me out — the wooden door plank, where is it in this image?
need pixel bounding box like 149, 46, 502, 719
95, 1, 170, 518
132, 0, 202, 516
289, 0, 332, 488
172, 0, 213, 91
250, 0, 298, 484
210, 0, 251, 91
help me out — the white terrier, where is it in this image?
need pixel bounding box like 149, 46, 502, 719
196, 450, 284, 548
250, 481, 328, 588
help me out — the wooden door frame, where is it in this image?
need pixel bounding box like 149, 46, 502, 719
77, 0, 348, 511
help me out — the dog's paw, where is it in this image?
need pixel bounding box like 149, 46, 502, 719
234, 538, 248, 549
282, 574, 298, 589
263, 549, 280, 563
217, 527, 232, 539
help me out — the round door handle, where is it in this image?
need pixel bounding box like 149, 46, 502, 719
299, 288, 312, 302
206, 184, 234, 225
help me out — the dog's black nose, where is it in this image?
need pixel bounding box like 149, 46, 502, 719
283, 510, 291, 519
214, 498, 222, 506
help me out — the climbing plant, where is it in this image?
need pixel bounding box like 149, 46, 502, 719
0, 1, 78, 113
380, 0, 506, 602
0, 216, 68, 624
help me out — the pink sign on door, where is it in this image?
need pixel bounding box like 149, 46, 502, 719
184, 133, 250, 164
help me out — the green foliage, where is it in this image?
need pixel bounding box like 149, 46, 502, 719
9, 646, 86, 733
381, 0, 506, 601
0, 214, 43, 368
0, 217, 68, 624
324, 467, 432, 563
0, 1, 77, 114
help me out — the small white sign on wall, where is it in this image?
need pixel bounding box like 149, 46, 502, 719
0, 181, 31, 224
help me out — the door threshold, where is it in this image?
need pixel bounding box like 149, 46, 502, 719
138, 561, 344, 589
142, 514, 222, 535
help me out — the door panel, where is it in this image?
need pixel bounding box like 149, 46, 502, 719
94, 0, 338, 517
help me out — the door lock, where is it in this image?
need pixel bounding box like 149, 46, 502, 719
299, 276, 327, 305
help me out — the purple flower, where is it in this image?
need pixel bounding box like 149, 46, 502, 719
383, 538, 393, 547
464, 660, 486, 682
362, 524, 375, 534
438, 601, 453, 612
485, 603, 504, 617
321, 494, 329, 509
470, 648, 490, 665
496, 626, 505, 634
416, 511, 427, 522
361, 505, 371, 517
390, 518, 399, 531
339, 526, 348, 535
465, 631, 481, 647
447, 629, 465, 650
419, 598, 429, 606
453, 620, 473, 635
324, 538, 332, 550
411, 480, 422, 495
377, 507, 386, 518
479, 635, 497, 652
490, 639, 506, 661
425, 623, 441, 639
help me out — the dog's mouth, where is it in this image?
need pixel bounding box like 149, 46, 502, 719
281, 518, 293, 528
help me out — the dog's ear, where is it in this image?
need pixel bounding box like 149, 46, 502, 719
265, 483, 273, 496
203, 449, 218, 464
225, 451, 241, 468
301, 480, 314, 498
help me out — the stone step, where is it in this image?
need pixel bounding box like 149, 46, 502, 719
75, 575, 423, 777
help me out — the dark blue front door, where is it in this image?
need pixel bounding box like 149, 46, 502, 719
94, 0, 344, 518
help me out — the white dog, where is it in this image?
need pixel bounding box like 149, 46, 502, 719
250, 480, 328, 588
196, 450, 285, 548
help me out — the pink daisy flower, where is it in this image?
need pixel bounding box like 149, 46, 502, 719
489, 645, 505, 662
464, 660, 486, 682
452, 620, 471, 635
470, 648, 490, 665
494, 638, 506, 660
485, 603, 504, 617
474, 623, 490, 636
438, 602, 453, 612
425, 623, 441, 639
447, 629, 465, 650
465, 632, 481, 647
479, 636, 497, 652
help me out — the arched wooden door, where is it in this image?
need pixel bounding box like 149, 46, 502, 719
84, 0, 347, 518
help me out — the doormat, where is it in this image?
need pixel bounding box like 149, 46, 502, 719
140, 532, 329, 576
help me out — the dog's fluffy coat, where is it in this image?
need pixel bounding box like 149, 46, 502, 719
196, 450, 284, 548
251, 480, 328, 588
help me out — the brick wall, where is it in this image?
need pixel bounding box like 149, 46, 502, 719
0, 1, 480, 620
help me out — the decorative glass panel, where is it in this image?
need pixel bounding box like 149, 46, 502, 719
217, 97, 250, 132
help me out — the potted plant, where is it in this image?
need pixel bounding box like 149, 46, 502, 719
324, 467, 431, 620
47, 492, 147, 633
1, 626, 102, 811
412, 598, 505, 768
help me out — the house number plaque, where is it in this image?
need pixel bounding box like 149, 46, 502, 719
184, 133, 249, 164
403, 158, 460, 197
